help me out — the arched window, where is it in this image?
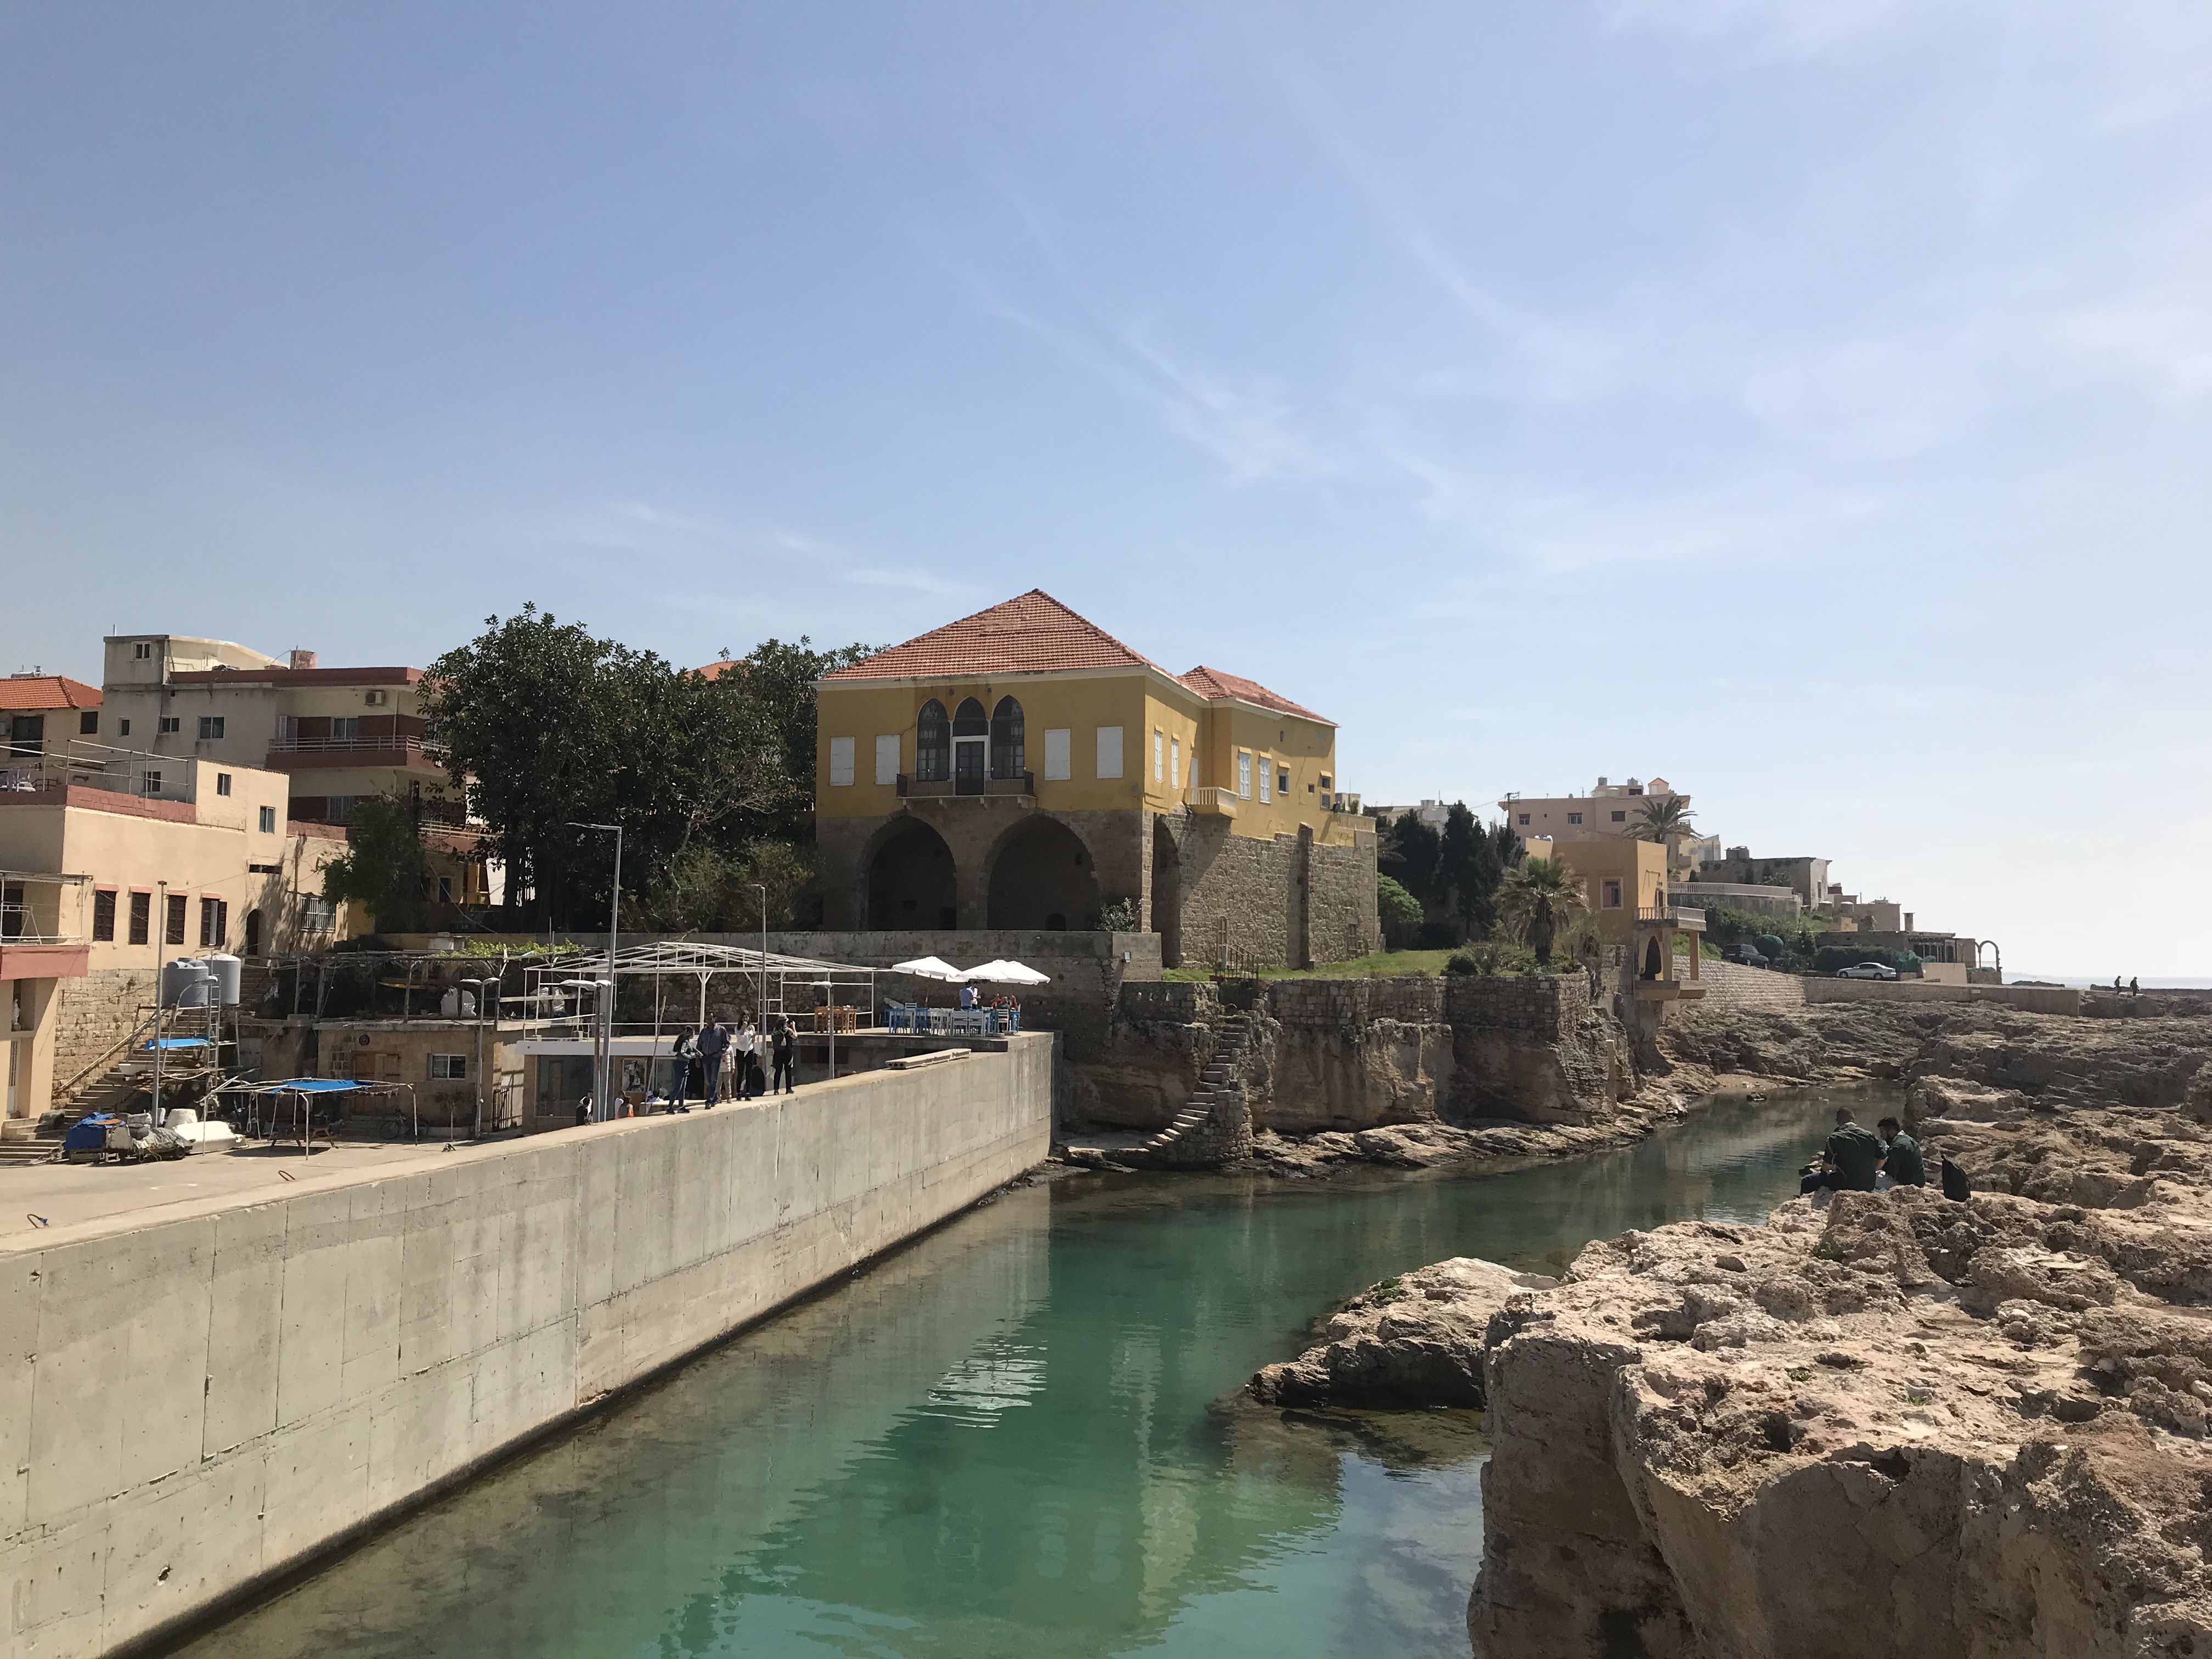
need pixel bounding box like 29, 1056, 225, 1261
916, 699, 950, 783
952, 698, 988, 794
990, 696, 1025, 781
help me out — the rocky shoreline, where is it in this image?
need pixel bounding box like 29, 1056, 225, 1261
1237, 999, 2212, 1657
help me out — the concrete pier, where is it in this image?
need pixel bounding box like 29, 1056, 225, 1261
0, 1032, 1054, 1659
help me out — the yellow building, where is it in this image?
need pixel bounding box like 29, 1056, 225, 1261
1544, 837, 1706, 1002
812, 591, 1378, 968
1, 752, 350, 1130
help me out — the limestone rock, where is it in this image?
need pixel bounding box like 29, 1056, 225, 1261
1249, 1257, 1558, 1408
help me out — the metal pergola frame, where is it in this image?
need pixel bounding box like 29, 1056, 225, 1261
557, 939, 881, 1036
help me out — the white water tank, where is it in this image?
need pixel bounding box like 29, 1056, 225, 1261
205, 953, 242, 1006
161, 958, 212, 1008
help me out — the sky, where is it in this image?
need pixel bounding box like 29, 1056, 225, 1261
2, 2, 2207, 977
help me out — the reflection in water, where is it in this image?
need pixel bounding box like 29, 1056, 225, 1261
170, 1089, 1875, 1659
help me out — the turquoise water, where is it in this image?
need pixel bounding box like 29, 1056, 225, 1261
169, 1089, 1865, 1659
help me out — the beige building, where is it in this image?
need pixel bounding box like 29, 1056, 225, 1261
813, 590, 1379, 969
1, 752, 349, 1128
1542, 836, 1706, 1004
1499, 776, 1687, 843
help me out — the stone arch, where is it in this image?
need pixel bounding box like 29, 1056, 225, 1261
990, 696, 1025, 781
1150, 816, 1182, 966
987, 815, 1100, 930
244, 908, 263, 956
867, 817, 958, 929
1641, 935, 1663, 979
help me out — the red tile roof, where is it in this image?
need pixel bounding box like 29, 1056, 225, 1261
0, 674, 101, 711
1178, 664, 1329, 725
822, 590, 1166, 682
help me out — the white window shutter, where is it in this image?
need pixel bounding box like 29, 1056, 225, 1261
1170, 737, 1180, 788
1097, 726, 1124, 779
829, 736, 855, 786
1043, 728, 1071, 781
1259, 754, 1272, 803
1153, 730, 1164, 781
874, 735, 900, 786
1237, 752, 1251, 799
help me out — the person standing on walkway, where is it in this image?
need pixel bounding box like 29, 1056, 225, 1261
697, 1018, 730, 1106
668, 1027, 698, 1113
771, 1018, 797, 1094
735, 1019, 760, 1098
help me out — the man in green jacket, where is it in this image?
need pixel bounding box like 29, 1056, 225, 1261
1877, 1116, 1926, 1187
1802, 1107, 1886, 1194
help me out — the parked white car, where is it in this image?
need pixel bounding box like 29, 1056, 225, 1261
1836, 962, 1900, 980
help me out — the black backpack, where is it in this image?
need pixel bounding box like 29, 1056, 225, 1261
1940, 1157, 1972, 1202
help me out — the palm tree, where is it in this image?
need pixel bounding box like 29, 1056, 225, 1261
1628, 794, 1695, 843
1495, 857, 1588, 967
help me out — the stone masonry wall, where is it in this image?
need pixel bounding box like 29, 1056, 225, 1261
50, 970, 156, 1094
1173, 818, 1295, 967
1307, 834, 1383, 963
1693, 958, 1810, 1013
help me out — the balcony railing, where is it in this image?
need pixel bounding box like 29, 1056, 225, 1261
1188, 786, 1239, 815
896, 772, 1034, 799
1, 753, 194, 805
1638, 904, 1706, 927
266, 735, 447, 758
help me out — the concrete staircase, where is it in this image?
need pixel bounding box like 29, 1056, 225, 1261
0, 1119, 60, 1166
1121, 1011, 1257, 1169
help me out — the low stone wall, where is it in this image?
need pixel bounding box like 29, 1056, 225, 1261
0, 1035, 1053, 1659
1694, 958, 1809, 1012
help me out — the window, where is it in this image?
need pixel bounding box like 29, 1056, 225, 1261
157, 716, 180, 735
1601, 879, 1623, 909
1278, 768, 1290, 796
429, 1054, 468, 1080
1517, 812, 1530, 826
1610, 810, 1627, 822
1237, 752, 1252, 800
199, 896, 228, 948
79, 711, 98, 736
198, 716, 225, 740
874, 734, 900, 787
128, 891, 151, 944
989, 697, 1024, 780
300, 895, 336, 932
1258, 755, 1272, 804
330, 716, 359, 742
216, 772, 232, 797
133, 641, 152, 660
5, 715, 41, 757
248, 862, 280, 875
952, 699, 987, 792
1096, 726, 1124, 779
1153, 730, 1164, 782
258, 805, 276, 833
1170, 738, 1180, 789
324, 795, 358, 823
164, 893, 188, 946
915, 699, 950, 783
116, 718, 130, 736
1320, 774, 1331, 791
1042, 727, 1071, 781
828, 736, 855, 787
93, 889, 117, 941
2, 884, 22, 940
141, 770, 163, 797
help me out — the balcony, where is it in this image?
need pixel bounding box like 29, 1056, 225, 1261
1188, 786, 1238, 817
1638, 904, 1706, 930
896, 772, 1034, 801
264, 735, 447, 774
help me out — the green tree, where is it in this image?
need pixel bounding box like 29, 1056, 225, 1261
1376, 874, 1423, 947
707, 637, 878, 842
319, 792, 432, 934
1494, 856, 1588, 967
1627, 794, 1696, 843
1380, 813, 1442, 907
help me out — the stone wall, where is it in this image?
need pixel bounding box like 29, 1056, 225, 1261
816, 805, 1148, 931
50, 970, 156, 1093
1693, 958, 1810, 1012
1804, 977, 2083, 1015
1169, 817, 1379, 970
0, 1035, 1054, 1659
1307, 834, 1384, 964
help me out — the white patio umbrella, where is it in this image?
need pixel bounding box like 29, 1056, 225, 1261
958, 958, 1052, 986
890, 956, 968, 981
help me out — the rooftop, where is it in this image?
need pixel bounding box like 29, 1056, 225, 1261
2, 675, 101, 711
1176, 664, 1328, 724
822, 589, 1164, 682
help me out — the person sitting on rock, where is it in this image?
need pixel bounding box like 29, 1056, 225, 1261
1875, 1115, 1925, 1188
1804, 1107, 1884, 1194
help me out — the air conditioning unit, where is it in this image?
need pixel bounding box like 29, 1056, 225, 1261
364, 690, 387, 707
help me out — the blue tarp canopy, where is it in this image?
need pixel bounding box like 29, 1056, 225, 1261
265, 1078, 365, 1092
140, 1037, 211, 1051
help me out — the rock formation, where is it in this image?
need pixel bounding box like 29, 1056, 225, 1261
1249, 1257, 1558, 1408
1470, 1083, 2212, 1658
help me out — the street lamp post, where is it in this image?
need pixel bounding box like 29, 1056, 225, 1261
567, 823, 624, 1123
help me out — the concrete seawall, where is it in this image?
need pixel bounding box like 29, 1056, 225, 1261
1, 1032, 1054, 1659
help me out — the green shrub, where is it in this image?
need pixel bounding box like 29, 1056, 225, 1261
1376, 874, 1424, 948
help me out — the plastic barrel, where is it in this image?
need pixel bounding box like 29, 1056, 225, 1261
205, 953, 243, 1006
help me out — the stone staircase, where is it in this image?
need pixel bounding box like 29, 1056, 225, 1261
0, 1119, 60, 1166
1121, 1011, 1257, 1169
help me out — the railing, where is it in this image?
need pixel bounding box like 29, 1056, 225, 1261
0, 754, 193, 804
1322, 791, 1361, 814
896, 772, 1034, 799
1638, 904, 1706, 926
1188, 786, 1239, 813
266, 735, 447, 758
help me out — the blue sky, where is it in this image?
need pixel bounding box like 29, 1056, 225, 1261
2, 2, 2206, 976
